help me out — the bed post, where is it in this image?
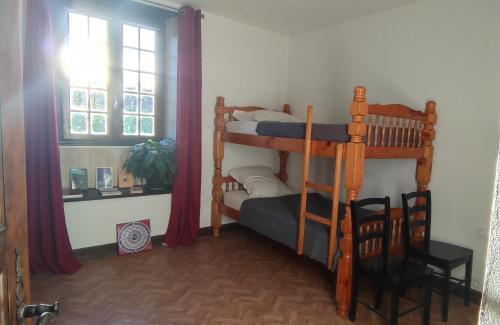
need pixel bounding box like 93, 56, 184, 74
212, 96, 226, 237
414, 101, 437, 236
336, 86, 368, 318
278, 104, 291, 183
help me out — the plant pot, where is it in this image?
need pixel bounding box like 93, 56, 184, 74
146, 177, 165, 191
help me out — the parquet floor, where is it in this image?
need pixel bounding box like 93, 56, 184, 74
31, 228, 479, 325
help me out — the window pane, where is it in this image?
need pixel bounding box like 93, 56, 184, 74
140, 28, 155, 51
140, 73, 154, 93
89, 17, 107, 42
68, 39, 89, 86
123, 70, 138, 92
88, 42, 108, 68
90, 90, 107, 111
69, 13, 88, 40
70, 88, 88, 111
140, 116, 154, 136
123, 115, 138, 135
140, 51, 155, 72
90, 113, 107, 134
123, 24, 138, 48
140, 95, 154, 115
89, 67, 107, 89
70, 112, 88, 134
123, 48, 139, 70
123, 93, 138, 113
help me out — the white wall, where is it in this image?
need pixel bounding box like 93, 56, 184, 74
200, 13, 289, 227
287, 0, 500, 291
63, 11, 290, 248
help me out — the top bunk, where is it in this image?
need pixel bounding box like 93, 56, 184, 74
214, 86, 437, 159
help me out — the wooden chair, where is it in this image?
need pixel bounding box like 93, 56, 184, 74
402, 190, 473, 321
350, 197, 433, 325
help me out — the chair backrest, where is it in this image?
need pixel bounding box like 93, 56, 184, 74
350, 197, 391, 273
401, 190, 431, 257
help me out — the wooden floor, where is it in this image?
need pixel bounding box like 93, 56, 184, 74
31, 228, 479, 325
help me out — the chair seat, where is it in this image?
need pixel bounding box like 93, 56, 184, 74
361, 256, 432, 287
412, 240, 473, 268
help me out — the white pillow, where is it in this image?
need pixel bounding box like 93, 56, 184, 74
232, 110, 255, 121
228, 166, 292, 198
244, 175, 293, 198
229, 166, 274, 183
252, 110, 303, 123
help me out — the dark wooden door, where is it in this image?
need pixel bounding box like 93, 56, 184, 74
0, 0, 33, 324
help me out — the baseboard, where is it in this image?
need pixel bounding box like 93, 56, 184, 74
73, 223, 242, 262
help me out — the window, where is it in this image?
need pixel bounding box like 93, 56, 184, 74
57, 1, 172, 145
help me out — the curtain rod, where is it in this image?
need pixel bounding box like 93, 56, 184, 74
132, 0, 206, 18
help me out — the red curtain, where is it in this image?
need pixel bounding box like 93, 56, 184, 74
164, 7, 202, 246
24, 0, 80, 274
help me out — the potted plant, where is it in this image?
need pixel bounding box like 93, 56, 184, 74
122, 139, 176, 190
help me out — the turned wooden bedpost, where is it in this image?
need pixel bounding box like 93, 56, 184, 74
212, 96, 226, 237
336, 86, 368, 318
278, 104, 291, 183
414, 101, 437, 237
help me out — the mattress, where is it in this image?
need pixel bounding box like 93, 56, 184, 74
256, 122, 350, 142
239, 193, 346, 267
226, 120, 258, 135
223, 190, 249, 211
227, 121, 418, 146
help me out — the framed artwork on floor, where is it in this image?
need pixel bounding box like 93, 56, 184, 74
116, 219, 153, 256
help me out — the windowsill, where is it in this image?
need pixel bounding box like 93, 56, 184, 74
63, 187, 171, 203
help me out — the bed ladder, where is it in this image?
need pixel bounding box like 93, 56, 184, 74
297, 106, 344, 271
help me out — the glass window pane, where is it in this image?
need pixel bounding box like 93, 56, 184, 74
88, 42, 108, 68
123, 93, 138, 113
139, 51, 155, 73
89, 67, 107, 89
140, 116, 154, 136
89, 17, 107, 43
70, 112, 88, 134
140, 28, 155, 51
123, 70, 138, 92
140, 95, 154, 115
123, 48, 139, 70
69, 13, 88, 40
140, 73, 155, 93
90, 113, 107, 134
68, 39, 89, 86
123, 24, 138, 48
90, 90, 107, 111
70, 88, 88, 111
123, 115, 138, 135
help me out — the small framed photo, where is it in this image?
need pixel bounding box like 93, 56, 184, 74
69, 168, 88, 191
96, 167, 113, 189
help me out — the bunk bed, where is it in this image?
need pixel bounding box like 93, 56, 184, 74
211, 86, 437, 319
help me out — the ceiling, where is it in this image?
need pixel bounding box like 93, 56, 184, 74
165, 0, 422, 35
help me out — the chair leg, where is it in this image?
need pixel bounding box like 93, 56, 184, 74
464, 256, 473, 306
348, 275, 360, 321
390, 288, 400, 325
442, 268, 451, 321
424, 277, 432, 325
374, 285, 384, 310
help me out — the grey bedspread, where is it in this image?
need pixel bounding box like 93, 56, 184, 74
239, 193, 345, 267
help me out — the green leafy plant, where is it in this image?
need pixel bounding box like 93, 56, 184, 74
122, 139, 176, 190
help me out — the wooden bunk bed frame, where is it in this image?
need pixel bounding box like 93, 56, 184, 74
211, 86, 437, 318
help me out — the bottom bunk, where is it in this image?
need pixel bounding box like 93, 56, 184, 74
222, 191, 365, 268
